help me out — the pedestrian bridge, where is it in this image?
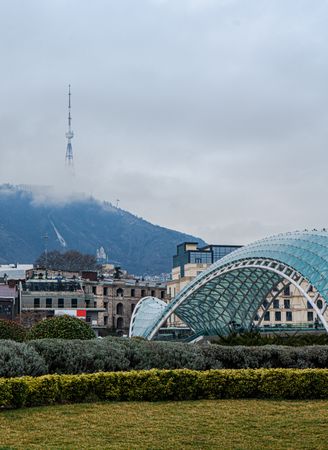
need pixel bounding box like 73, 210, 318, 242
129, 230, 328, 340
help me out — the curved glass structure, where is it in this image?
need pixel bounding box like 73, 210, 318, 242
129, 230, 328, 339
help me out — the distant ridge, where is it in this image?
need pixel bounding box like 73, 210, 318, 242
0, 185, 206, 275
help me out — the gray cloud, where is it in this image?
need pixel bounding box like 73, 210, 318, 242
1, 0, 328, 245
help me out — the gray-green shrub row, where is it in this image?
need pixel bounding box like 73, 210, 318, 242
1, 368, 328, 409
2, 337, 328, 377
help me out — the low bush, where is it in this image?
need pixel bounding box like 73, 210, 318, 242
0, 320, 27, 342
202, 345, 328, 369
28, 339, 129, 374
1, 368, 328, 409
27, 315, 95, 340
118, 338, 207, 370
1, 338, 328, 377
0, 340, 47, 378
212, 331, 328, 346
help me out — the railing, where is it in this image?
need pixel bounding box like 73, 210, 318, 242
258, 323, 324, 332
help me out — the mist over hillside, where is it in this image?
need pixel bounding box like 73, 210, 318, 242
0, 185, 205, 275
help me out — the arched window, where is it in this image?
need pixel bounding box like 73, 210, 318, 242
116, 303, 123, 315
116, 288, 124, 297
117, 317, 124, 329
317, 299, 323, 310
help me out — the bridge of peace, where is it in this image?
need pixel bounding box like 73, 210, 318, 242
129, 230, 328, 341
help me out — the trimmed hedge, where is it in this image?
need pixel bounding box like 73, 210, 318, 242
1, 368, 328, 409
27, 315, 96, 340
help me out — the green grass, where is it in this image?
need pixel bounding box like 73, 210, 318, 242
0, 400, 327, 449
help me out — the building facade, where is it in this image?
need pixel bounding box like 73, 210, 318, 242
19, 268, 167, 335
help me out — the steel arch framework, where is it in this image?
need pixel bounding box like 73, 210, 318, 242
129, 231, 328, 340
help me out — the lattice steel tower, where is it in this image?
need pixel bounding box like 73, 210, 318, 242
65, 84, 74, 166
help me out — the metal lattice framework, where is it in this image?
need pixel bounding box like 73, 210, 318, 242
129, 230, 328, 340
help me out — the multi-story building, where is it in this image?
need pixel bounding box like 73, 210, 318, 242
84, 275, 167, 334
167, 242, 241, 298
20, 273, 105, 329
19, 268, 167, 335
167, 242, 241, 326
254, 282, 326, 330
0, 284, 19, 320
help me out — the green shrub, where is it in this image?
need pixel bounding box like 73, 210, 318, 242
0, 320, 26, 342
0, 340, 47, 378
202, 345, 328, 369
3, 338, 328, 377
27, 315, 95, 340
28, 339, 129, 374
212, 331, 328, 346
108, 338, 207, 370
1, 368, 328, 409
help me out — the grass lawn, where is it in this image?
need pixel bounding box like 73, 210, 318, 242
0, 399, 327, 450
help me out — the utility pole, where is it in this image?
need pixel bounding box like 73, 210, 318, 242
42, 233, 49, 271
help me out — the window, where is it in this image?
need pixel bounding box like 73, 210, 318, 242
317, 299, 323, 310
254, 313, 259, 321
131, 289, 135, 298
275, 311, 281, 321
286, 311, 293, 321
307, 311, 314, 321
273, 299, 280, 309
116, 288, 124, 297
116, 303, 123, 315
58, 298, 64, 308
131, 303, 135, 313
264, 311, 270, 321
117, 317, 124, 329
141, 289, 146, 297
307, 301, 313, 309
34, 298, 40, 308
92, 286, 97, 295
46, 298, 52, 308
161, 290, 165, 299
151, 290, 155, 297
104, 316, 108, 326
263, 299, 269, 308
93, 301, 97, 308
308, 285, 313, 292
103, 287, 108, 296
85, 300, 90, 308
283, 286, 290, 296
71, 298, 77, 308
284, 299, 290, 309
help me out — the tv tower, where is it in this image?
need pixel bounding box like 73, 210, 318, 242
65, 84, 74, 166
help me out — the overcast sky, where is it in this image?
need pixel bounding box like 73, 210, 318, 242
1, 0, 328, 245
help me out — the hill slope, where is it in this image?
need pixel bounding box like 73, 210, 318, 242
0, 185, 205, 275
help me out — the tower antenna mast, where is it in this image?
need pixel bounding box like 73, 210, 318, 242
65, 84, 74, 166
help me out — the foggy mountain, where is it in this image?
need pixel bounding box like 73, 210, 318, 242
0, 185, 205, 275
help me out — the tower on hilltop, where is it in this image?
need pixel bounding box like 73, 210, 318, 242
65, 84, 74, 166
